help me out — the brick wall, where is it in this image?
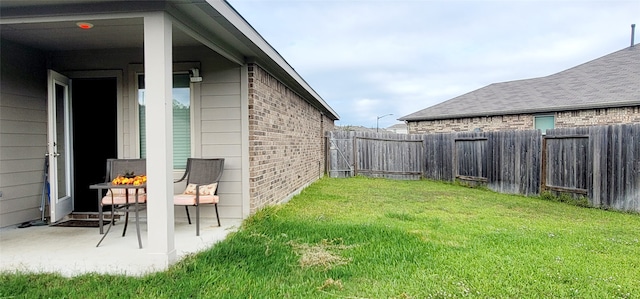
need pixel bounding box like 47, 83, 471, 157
248, 64, 334, 213
408, 106, 640, 134
409, 114, 534, 134
556, 106, 640, 127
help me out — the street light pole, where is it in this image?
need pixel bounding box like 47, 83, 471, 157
376, 113, 393, 132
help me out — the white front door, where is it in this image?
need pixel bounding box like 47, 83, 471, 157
47, 70, 73, 222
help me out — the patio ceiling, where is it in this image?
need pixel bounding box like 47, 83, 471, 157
0, 0, 242, 53
0, 0, 340, 120
0, 10, 216, 53
0, 18, 199, 51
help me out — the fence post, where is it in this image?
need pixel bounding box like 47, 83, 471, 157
352, 135, 358, 176
326, 134, 332, 176
540, 137, 547, 194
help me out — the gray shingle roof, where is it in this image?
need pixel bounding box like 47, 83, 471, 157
387, 123, 408, 129
399, 45, 640, 121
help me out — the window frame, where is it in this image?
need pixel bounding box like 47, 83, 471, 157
131, 62, 200, 171
534, 114, 555, 135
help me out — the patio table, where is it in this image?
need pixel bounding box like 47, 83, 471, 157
89, 182, 146, 249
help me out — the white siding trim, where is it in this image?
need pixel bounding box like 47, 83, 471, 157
240, 64, 250, 218
129, 62, 201, 160
191, 81, 202, 158
128, 64, 143, 158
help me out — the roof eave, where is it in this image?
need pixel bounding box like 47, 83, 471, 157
400, 101, 640, 122
202, 0, 340, 120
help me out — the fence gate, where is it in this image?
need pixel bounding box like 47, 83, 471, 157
327, 131, 354, 178
454, 137, 488, 185
541, 134, 590, 197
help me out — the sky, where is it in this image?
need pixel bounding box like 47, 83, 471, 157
225, 0, 639, 129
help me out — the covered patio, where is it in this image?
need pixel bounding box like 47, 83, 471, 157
0, 215, 242, 277
1, 0, 252, 272
1, 0, 338, 276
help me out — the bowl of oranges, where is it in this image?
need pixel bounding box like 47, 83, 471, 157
112, 172, 147, 186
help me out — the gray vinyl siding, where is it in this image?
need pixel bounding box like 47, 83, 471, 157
1, 44, 244, 227
197, 54, 244, 219
0, 40, 48, 227
56, 46, 245, 221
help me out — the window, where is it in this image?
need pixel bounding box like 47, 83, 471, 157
138, 74, 191, 169
534, 115, 555, 134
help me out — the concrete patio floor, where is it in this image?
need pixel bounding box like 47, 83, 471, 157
0, 212, 242, 277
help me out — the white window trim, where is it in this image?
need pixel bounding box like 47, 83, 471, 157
534, 114, 555, 135
128, 62, 201, 168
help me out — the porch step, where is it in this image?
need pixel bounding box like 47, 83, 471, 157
65, 212, 121, 221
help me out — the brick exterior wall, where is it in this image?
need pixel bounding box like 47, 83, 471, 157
248, 64, 334, 214
408, 106, 640, 134
556, 106, 640, 127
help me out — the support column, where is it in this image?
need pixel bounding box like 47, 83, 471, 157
144, 12, 176, 267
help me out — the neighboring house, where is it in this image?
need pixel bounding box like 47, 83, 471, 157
387, 123, 408, 134
399, 43, 640, 134
0, 0, 338, 268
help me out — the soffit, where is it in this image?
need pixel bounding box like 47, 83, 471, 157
0, 0, 340, 120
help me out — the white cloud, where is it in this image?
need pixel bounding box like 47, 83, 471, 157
228, 0, 640, 126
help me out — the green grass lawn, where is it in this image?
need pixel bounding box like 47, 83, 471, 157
2, 176, 640, 298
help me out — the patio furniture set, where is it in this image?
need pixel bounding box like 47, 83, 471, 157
90, 158, 224, 248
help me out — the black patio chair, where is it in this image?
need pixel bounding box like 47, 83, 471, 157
173, 158, 224, 236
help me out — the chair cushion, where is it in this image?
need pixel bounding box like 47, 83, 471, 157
101, 193, 147, 205
106, 188, 146, 196
183, 183, 217, 196
174, 194, 219, 205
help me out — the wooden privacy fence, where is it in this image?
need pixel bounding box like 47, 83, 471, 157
423, 130, 542, 196
545, 125, 640, 211
326, 123, 640, 212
